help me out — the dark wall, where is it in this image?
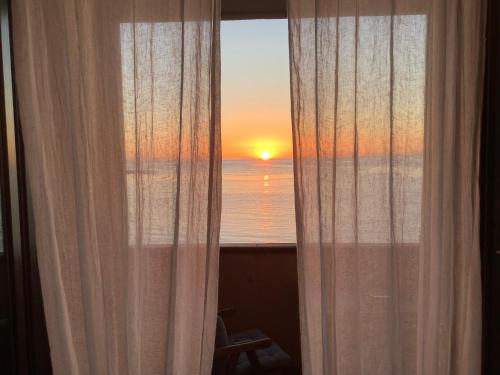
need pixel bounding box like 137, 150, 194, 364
218, 245, 302, 367
481, 0, 500, 373
0, 256, 14, 373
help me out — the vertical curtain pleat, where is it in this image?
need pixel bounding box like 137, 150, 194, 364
288, 0, 485, 374
418, 1, 485, 374
12, 0, 221, 374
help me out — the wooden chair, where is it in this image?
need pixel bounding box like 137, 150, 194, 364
212, 308, 296, 375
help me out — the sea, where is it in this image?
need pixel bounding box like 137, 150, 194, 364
221, 157, 422, 244
221, 159, 296, 243
126, 157, 422, 245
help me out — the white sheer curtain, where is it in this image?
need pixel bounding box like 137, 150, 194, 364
12, 0, 221, 374
288, 0, 485, 374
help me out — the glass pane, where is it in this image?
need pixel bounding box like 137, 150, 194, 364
220, 20, 296, 244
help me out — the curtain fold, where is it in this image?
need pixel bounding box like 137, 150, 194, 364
288, 0, 485, 374
12, 0, 221, 374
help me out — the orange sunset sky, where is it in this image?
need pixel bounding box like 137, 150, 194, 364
221, 19, 424, 161
221, 20, 293, 160
120, 19, 424, 161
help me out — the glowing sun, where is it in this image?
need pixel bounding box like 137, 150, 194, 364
260, 151, 271, 160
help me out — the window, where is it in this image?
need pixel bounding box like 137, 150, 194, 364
220, 20, 296, 244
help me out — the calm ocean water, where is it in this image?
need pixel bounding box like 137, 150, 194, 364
221, 157, 422, 244
126, 157, 422, 244
221, 159, 296, 243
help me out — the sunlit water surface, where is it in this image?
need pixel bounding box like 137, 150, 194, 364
221, 159, 296, 243
126, 158, 422, 245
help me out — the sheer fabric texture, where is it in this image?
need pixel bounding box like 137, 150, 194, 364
13, 0, 221, 374
288, 0, 485, 374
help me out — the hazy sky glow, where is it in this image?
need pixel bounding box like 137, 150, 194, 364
221, 20, 293, 160
120, 18, 425, 161
221, 17, 425, 161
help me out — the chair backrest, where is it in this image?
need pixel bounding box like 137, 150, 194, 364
212, 316, 231, 375
215, 315, 230, 347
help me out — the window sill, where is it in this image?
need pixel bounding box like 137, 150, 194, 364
220, 243, 296, 253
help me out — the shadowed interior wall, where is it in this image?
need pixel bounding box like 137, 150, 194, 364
0, 256, 13, 373
218, 245, 302, 368
481, 0, 500, 373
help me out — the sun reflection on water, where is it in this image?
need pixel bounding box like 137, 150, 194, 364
263, 174, 269, 187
